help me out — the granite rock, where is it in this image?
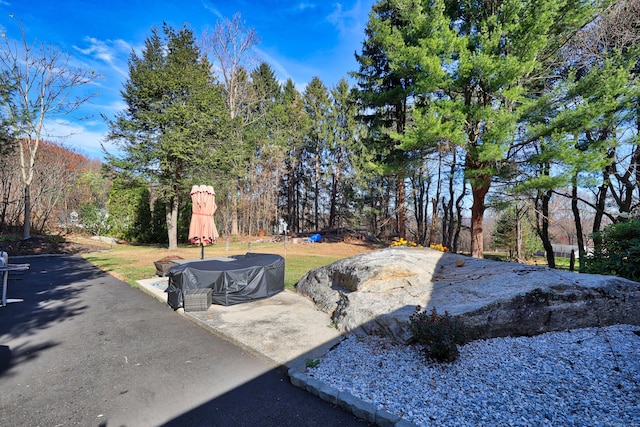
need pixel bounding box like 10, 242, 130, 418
296, 247, 640, 343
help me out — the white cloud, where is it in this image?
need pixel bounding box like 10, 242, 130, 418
70, 36, 134, 128
97, 99, 128, 117
295, 2, 317, 12
74, 37, 113, 62
253, 47, 292, 81
73, 36, 132, 79
252, 46, 322, 92
327, 0, 371, 38
203, 2, 225, 20
42, 119, 111, 160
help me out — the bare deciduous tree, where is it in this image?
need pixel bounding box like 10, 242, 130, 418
569, 0, 640, 65
30, 142, 89, 232
201, 13, 259, 122
200, 13, 259, 235
0, 19, 98, 239
562, 0, 640, 259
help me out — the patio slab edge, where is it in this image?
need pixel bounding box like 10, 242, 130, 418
135, 277, 417, 427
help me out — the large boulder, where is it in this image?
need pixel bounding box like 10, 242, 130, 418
296, 247, 640, 343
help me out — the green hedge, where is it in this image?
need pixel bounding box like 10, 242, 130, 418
107, 177, 153, 243
584, 219, 640, 282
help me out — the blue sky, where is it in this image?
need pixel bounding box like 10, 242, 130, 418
0, 0, 375, 159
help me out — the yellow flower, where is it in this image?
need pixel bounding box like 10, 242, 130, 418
430, 243, 450, 252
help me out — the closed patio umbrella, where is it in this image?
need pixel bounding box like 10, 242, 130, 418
188, 185, 219, 259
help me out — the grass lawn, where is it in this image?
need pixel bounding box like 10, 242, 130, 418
82, 240, 579, 293
82, 239, 380, 290
484, 252, 574, 270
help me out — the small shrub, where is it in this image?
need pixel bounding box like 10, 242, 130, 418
0, 233, 20, 244
409, 306, 467, 363
585, 218, 640, 281
79, 202, 110, 236
305, 358, 320, 369
48, 235, 66, 243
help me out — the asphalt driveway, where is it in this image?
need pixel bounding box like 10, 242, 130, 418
0, 255, 369, 426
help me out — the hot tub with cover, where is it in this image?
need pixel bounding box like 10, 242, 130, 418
166, 253, 285, 308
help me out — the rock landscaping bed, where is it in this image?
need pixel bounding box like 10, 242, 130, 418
308, 324, 640, 426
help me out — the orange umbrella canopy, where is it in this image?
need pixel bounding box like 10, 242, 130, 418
188, 185, 219, 246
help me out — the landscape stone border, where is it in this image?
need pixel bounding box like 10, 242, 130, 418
288, 360, 418, 427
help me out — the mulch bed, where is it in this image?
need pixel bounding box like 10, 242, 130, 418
1, 235, 108, 256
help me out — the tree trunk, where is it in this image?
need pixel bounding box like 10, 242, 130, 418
231, 180, 239, 235
20, 139, 36, 240
285, 157, 299, 234
441, 197, 449, 248
637, 102, 640, 204
429, 198, 438, 247
443, 151, 457, 250
314, 149, 320, 230
396, 175, 406, 239
570, 249, 576, 272
328, 163, 340, 229
452, 180, 466, 254
470, 180, 489, 258
442, 196, 452, 249
591, 173, 609, 248
1, 180, 11, 231
515, 207, 522, 261
287, 174, 295, 233
293, 169, 300, 234
166, 194, 179, 250
536, 189, 556, 269
592, 146, 614, 247
22, 183, 31, 239
429, 153, 442, 246
571, 174, 586, 272
411, 166, 428, 245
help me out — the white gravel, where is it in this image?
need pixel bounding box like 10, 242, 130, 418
307, 324, 640, 426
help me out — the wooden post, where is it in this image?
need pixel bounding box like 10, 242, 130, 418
570, 249, 575, 272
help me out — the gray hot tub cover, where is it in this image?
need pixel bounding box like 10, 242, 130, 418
167, 253, 284, 308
